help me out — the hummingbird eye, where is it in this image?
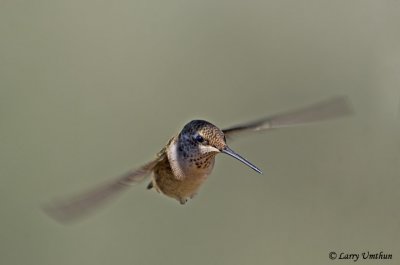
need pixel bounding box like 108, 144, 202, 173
194, 134, 204, 143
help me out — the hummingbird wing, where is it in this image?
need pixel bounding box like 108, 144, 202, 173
222, 96, 352, 138
43, 159, 159, 224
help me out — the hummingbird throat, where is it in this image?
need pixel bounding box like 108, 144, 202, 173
167, 137, 217, 180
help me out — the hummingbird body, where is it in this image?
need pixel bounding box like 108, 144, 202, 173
151, 148, 215, 204
44, 96, 352, 223
150, 120, 222, 204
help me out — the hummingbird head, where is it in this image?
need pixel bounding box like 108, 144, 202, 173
180, 120, 262, 174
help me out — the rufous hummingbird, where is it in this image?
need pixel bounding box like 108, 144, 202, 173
45, 96, 352, 223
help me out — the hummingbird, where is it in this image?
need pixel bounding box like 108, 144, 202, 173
44, 96, 352, 223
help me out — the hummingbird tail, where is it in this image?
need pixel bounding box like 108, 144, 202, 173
146, 181, 154, 189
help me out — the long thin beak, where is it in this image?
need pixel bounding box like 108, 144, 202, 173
221, 146, 262, 174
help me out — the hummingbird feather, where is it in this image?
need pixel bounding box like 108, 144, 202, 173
223, 96, 353, 137
43, 159, 159, 224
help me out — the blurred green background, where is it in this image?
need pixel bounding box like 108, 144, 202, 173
1, 1, 399, 264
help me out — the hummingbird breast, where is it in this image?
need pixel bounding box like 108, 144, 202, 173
152, 138, 216, 204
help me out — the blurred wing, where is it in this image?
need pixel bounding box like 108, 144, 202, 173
223, 96, 353, 138
43, 159, 159, 224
